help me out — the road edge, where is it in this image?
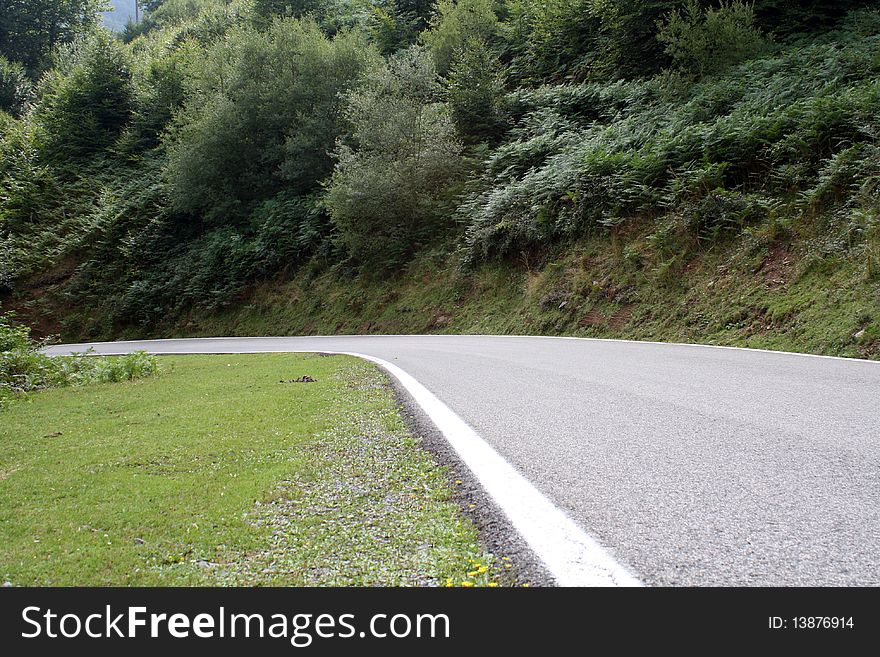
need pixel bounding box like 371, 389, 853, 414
344, 352, 643, 588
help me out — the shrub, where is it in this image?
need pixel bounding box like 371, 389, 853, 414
66, 154, 331, 327
0, 313, 159, 410
103, 194, 330, 323
461, 32, 880, 262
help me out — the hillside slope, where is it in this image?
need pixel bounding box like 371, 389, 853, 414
1, 2, 878, 359
149, 225, 880, 360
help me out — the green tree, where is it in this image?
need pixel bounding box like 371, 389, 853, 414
422, 0, 499, 76
326, 46, 467, 267
119, 39, 193, 151
505, 0, 606, 81
366, 2, 417, 54
446, 37, 506, 144
505, 0, 680, 82
0, 111, 69, 287
0, 55, 31, 116
0, 0, 107, 75
751, 1, 868, 38
30, 33, 134, 160
251, 0, 327, 23
594, 1, 681, 80
166, 18, 379, 223
657, 0, 769, 78
396, 0, 436, 30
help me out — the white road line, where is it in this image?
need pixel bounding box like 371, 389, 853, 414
345, 352, 643, 588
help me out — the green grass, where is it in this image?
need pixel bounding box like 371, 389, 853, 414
0, 353, 499, 586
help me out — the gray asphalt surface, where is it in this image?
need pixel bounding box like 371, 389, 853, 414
46, 336, 880, 586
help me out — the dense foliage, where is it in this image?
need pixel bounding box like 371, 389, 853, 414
1, 0, 878, 336
462, 26, 880, 262
0, 0, 107, 74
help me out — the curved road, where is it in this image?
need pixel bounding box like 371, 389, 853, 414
47, 336, 880, 586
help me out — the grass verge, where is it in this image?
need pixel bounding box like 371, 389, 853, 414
0, 353, 499, 586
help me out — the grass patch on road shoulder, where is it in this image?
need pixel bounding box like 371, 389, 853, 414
0, 354, 496, 586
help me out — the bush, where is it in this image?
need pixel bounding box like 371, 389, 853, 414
0, 313, 159, 410
461, 32, 880, 262
106, 194, 329, 324
65, 152, 331, 327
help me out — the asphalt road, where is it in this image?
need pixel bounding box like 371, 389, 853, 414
46, 336, 880, 586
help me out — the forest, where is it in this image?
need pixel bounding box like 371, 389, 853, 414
1, 1, 879, 355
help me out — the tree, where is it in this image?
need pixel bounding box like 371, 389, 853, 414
367, 2, 420, 54
166, 18, 379, 223
251, 0, 327, 23
593, 1, 682, 80
505, 0, 681, 82
446, 37, 506, 144
0, 0, 107, 75
119, 40, 192, 151
30, 33, 134, 160
751, 1, 868, 38
326, 46, 468, 268
0, 55, 31, 116
396, 0, 436, 31
422, 0, 500, 76
657, 0, 769, 78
